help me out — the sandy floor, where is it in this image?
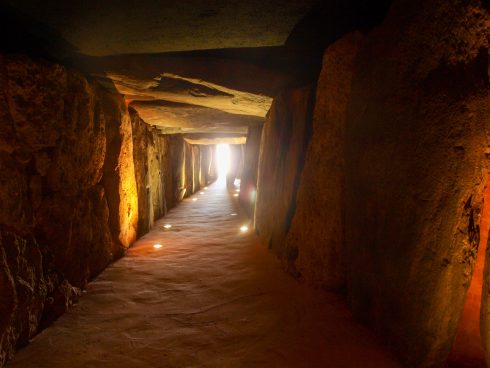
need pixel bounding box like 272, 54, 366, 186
8, 180, 400, 368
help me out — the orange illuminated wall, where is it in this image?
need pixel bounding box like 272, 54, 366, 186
447, 179, 490, 367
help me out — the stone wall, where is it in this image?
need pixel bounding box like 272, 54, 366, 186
344, 1, 490, 365
253, 0, 490, 366
0, 54, 215, 366
239, 126, 262, 218
0, 54, 113, 365
283, 32, 363, 291
131, 113, 214, 236
254, 86, 314, 263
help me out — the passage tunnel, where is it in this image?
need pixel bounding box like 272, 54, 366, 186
0, 1, 489, 367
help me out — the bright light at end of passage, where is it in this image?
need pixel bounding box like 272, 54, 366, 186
233, 193, 239, 197
230, 213, 238, 216
240, 225, 249, 233
192, 198, 198, 202
216, 144, 231, 178
153, 244, 163, 249
163, 224, 172, 229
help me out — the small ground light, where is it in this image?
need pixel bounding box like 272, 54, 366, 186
230, 213, 237, 216
163, 224, 172, 229
240, 225, 249, 233
153, 244, 163, 249
233, 193, 239, 197
200, 192, 204, 195
192, 198, 198, 201
235, 189, 240, 193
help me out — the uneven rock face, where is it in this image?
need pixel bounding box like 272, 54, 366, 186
0, 55, 113, 365
0, 228, 45, 365
131, 100, 260, 135
132, 107, 216, 239
254, 86, 314, 261
0, 54, 113, 288
283, 32, 363, 291
131, 110, 151, 236
343, 0, 490, 366
99, 89, 138, 257
227, 144, 244, 186
239, 126, 262, 218
3, 0, 316, 56
0, 51, 216, 368
169, 135, 187, 202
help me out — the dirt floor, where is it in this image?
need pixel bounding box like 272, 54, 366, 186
8, 180, 400, 368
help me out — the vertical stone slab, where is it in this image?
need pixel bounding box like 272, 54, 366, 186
239, 125, 263, 219
192, 145, 200, 193
255, 86, 314, 259
283, 32, 363, 290
0, 55, 115, 364
147, 128, 165, 225
100, 89, 138, 258
170, 135, 186, 202
129, 108, 150, 236
344, 0, 490, 365
184, 141, 194, 197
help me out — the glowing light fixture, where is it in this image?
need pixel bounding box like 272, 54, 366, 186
163, 224, 172, 229
200, 192, 204, 195
230, 213, 238, 216
153, 244, 163, 249
192, 198, 198, 202
216, 144, 231, 178
204, 187, 208, 190
240, 225, 249, 233
235, 189, 240, 193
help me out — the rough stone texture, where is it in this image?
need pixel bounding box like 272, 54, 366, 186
254, 86, 314, 261
169, 135, 187, 202
184, 134, 246, 145
4, 0, 316, 56
239, 125, 263, 219
99, 89, 138, 257
192, 145, 200, 194
0, 53, 217, 367
0, 228, 45, 366
343, 1, 490, 366
283, 32, 363, 291
0, 55, 113, 365
0, 54, 113, 288
99, 72, 272, 119
130, 109, 187, 236
199, 146, 214, 188
130, 100, 262, 135
131, 110, 151, 237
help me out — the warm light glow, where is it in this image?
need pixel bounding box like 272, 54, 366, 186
163, 224, 172, 229
235, 189, 240, 193
250, 189, 257, 202
204, 187, 208, 190
216, 144, 231, 178
153, 244, 163, 249
192, 198, 198, 202
233, 193, 239, 197
200, 192, 204, 195
230, 213, 237, 216
240, 225, 249, 233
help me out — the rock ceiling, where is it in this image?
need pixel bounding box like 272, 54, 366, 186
3, 0, 318, 141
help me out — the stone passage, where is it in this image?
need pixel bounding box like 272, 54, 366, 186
7, 180, 399, 368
